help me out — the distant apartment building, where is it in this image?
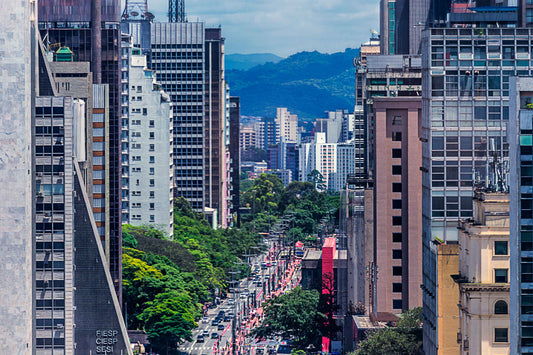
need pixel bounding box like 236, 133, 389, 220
121, 47, 174, 236
372, 97, 422, 314
455, 191, 510, 354
276, 107, 298, 142
315, 109, 353, 144
255, 117, 278, 150
299, 132, 355, 191
510, 76, 533, 353
240, 125, 257, 152
421, 27, 531, 354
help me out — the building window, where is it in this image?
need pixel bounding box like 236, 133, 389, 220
392, 216, 402, 225
149, 120, 155, 127
150, 132, 155, 139
392, 249, 402, 259
392, 148, 402, 158
393, 299, 402, 309
149, 168, 155, 175
149, 156, 155, 164
149, 203, 155, 210
393, 199, 402, 209
392, 283, 402, 293
149, 215, 155, 222
149, 144, 155, 151
393, 233, 402, 243
494, 241, 508, 255
392, 165, 402, 175
143, 108, 147, 115
494, 328, 508, 343
392, 132, 402, 141
149, 191, 155, 199
495, 269, 508, 283
392, 183, 402, 192
393, 266, 402, 276
149, 179, 155, 187
494, 300, 508, 315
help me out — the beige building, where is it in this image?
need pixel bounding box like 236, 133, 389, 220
455, 192, 510, 355
276, 107, 298, 142
437, 243, 460, 355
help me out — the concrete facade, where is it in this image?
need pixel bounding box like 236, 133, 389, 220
0, 1, 36, 352
372, 97, 422, 314
276, 107, 298, 142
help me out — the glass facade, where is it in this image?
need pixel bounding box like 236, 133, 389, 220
422, 27, 533, 353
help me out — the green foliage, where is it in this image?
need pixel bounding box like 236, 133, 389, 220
138, 291, 198, 352
307, 169, 326, 191
242, 173, 284, 212
291, 350, 306, 355
353, 308, 423, 355
251, 287, 324, 349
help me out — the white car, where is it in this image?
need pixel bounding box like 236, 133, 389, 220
202, 317, 209, 324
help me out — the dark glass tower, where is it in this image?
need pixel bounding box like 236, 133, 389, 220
38, 0, 123, 303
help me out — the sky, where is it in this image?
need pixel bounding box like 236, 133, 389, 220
138, 0, 379, 57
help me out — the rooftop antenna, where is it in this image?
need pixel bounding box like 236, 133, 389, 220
487, 137, 509, 193
169, 0, 186, 22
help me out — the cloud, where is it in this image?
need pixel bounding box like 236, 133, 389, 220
137, 0, 379, 56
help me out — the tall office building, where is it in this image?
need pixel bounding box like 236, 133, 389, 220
0, 0, 36, 351
380, 0, 431, 55
38, 0, 123, 301
519, 0, 533, 27
510, 76, 533, 354
204, 28, 228, 227
372, 97, 422, 314
420, 27, 530, 354
123, 20, 231, 226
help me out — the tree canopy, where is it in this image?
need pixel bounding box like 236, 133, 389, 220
251, 287, 324, 349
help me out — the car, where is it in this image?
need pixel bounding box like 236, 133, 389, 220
265, 275, 270, 280
261, 262, 267, 269
223, 316, 231, 322
218, 323, 225, 331
272, 261, 277, 266
211, 320, 219, 326
228, 299, 235, 305
211, 332, 219, 339
201, 317, 209, 324
197, 335, 204, 343
203, 330, 210, 336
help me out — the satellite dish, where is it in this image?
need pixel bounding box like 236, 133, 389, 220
146, 12, 155, 20
131, 11, 139, 17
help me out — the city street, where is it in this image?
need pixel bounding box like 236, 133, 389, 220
179, 239, 302, 355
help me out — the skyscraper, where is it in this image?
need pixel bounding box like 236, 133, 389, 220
0, 0, 36, 352
38, 0, 123, 301
420, 27, 529, 354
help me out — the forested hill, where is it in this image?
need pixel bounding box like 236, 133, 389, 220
226, 48, 359, 120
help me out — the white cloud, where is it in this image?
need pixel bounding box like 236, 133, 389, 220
138, 0, 379, 56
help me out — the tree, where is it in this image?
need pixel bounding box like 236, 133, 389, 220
353, 307, 423, 355
138, 291, 198, 355
251, 287, 323, 349
307, 169, 326, 191
353, 328, 416, 355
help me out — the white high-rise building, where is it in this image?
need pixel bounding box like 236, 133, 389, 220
299, 132, 355, 191
122, 47, 174, 237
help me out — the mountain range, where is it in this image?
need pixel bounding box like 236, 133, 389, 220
225, 53, 284, 71
225, 48, 359, 120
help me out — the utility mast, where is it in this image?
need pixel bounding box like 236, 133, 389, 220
169, 0, 186, 22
